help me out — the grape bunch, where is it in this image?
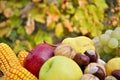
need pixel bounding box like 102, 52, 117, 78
93, 27, 120, 62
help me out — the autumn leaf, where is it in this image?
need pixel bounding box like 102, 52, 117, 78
0, 1, 6, 13
55, 23, 64, 37
63, 19, 73, 32
20, 2, 33, 18
46, 4, 60, 27
25, 17, 35, 35
3, 8, 13, 18
0, 27, 11, 37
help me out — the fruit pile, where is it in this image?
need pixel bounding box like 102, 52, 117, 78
0, 36, 120, 80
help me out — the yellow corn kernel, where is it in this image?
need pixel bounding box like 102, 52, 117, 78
0, 43, 21, 72
5, 66, 38, 80
18, 50, 29, 66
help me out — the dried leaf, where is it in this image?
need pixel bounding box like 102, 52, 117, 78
20, 2, 33, 18
0, 1, 6, 13
78, 0, 87, 7
3, 8, 13, 18
0, 20, 10, 28
63, 19, 73, 32
46, 4, 60, 26
46, 14, 58, 27
25, 17, 35, 35
32, 0, 41, 2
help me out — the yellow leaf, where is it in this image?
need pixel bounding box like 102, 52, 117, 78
34, 14, 45, 23
55, 23, 64, 37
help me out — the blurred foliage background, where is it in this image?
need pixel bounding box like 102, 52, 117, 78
0, 0, 120, 53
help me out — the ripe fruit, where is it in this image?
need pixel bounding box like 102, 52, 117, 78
39, 56, 83, 80
24, 43, 56, 77
106, 57, 120, 75
62, 36, 95, 53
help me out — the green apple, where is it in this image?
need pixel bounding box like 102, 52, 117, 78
39, 56, 83, 80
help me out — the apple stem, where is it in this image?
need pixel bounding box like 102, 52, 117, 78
43, 40, 57, 47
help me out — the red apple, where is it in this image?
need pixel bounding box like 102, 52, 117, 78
24, 43, 56, 77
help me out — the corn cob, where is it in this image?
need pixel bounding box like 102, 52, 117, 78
18, 50, 29, 66
0, 43, 21, 72
5, 66, 38, 80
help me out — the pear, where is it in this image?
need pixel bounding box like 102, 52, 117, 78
62, 36, 95, 54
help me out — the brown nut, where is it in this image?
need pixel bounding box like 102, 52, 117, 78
73, 54, 90, 66
84, 50, 98, 62
84, 63, 106, 80
90, 66, 106, 80
112, 70, 120, 80
105, 76, 117, 80
54, 43, 76, 59
80, 74, 99, 80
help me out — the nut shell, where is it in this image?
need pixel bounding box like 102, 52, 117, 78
84, 50, 98, 62
112, 70, 120, 79
105, 76, 117, 80
84, 63, 106, 75
54, 43, 76, 59
80, 74, 99, 80
73, 54, 90, 66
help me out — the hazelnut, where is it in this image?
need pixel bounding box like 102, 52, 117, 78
54, 43, 76, 59
84, 50, 98, 62
80, 74, 99, 80
84, 63, 106, 80
73, 54, 90, 66
105, 76, 117, 80
112, 70, 120, 80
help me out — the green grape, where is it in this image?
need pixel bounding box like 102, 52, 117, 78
96, 47, 104, 58
108, 38, 118, 49
92, 37, 99, 45
115, 27, 120, 32
99, 34, 110, 45
103, 46, 113, 54
111, 30, 120, 40
105, 30, 113, 35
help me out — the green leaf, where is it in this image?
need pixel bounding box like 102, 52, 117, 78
0, 27, 11, 37
9, 29, 17, 41
17, 26, 26, 36
34, 29, 53, 45
93, 0, 108, 9
34, 14, 45, 23
87, 5, 99, 23
47, 4, 60, 16
55, 23, 64, 37
13, 40, 32, 54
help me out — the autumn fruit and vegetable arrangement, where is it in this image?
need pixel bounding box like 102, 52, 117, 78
0, 27, 120, 80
